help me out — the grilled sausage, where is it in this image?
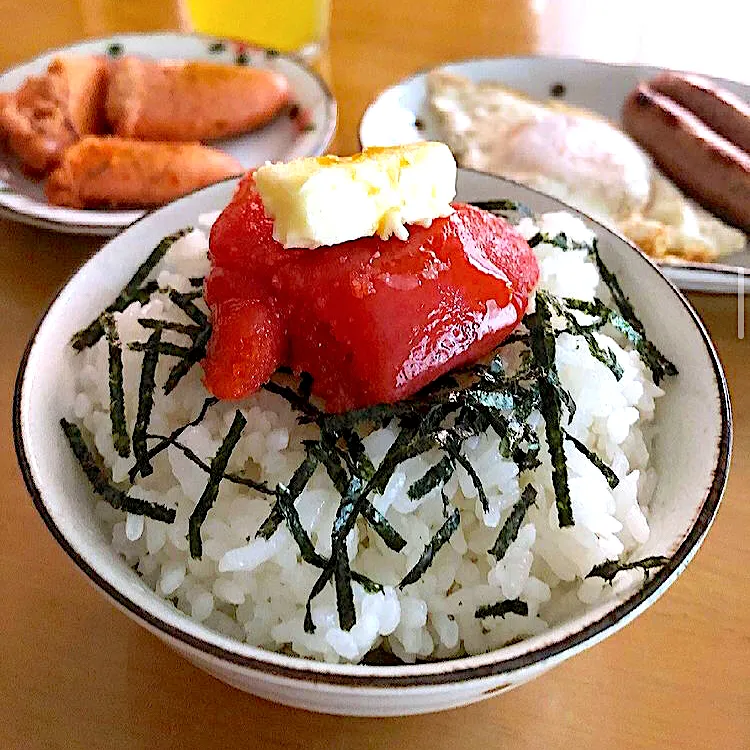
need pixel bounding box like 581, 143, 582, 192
45, 136, 242, 208
0, 56, 108, 174
105, 58, 291, 142
649, 72, 750, 155
622, 83, 750, 232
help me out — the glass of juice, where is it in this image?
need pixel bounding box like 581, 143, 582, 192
182, 0, 331, 63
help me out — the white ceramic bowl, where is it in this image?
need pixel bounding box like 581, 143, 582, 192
14, 171, 731, 716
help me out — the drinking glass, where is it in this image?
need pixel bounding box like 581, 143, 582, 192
182, 0, 331, 64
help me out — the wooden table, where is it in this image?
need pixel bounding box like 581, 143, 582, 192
1, 1, 748, 748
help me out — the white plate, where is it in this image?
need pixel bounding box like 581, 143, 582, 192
359, 56, 750, 294
0, 32, 336, 236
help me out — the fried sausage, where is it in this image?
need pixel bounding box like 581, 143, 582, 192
0, 56, 108, 174
105, 58, 290, 142
622, 83, 750, 232
649, 72, 750, 155
45, 136, 242, 208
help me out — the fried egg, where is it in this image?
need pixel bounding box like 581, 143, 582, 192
427, 71, 745, 261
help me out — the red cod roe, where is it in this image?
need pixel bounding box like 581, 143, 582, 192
202, 175, 539, 412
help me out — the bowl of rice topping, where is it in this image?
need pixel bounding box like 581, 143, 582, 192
14, 155, 731, 716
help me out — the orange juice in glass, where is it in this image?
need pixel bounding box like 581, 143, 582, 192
182, 0, 331, 62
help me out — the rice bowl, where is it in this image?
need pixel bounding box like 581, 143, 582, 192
14, 171, 730, 715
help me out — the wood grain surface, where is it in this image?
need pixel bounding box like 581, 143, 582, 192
0, 1, 748, 748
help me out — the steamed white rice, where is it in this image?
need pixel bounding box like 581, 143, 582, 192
65, 210, 665, 664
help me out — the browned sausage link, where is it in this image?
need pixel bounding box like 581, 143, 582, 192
0, 56, 109, 175
622, 84, 750, 232
105, 58, 291, 142
649, 72, 750, 155
45, 136, 243, 209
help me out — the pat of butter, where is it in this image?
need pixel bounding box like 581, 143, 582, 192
254, 142, 457, 249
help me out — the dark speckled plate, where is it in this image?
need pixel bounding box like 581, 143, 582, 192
360, 57, 750, 294
0, 32, 336, 235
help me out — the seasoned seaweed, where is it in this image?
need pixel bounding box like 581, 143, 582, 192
188, 410, 247, 558
587, 555, 669, 584
407, 455, 455, 501
276, 480, 327, 567
129, 396, 215, 482
564, 431, 619, 489
71, 229, 191, 350
103, 314, 130, 458
470, 199, 533, 222
488, 484, 538, 561
399, 507, 461, 589
526, 293, 574, 527
61, 419, 175, 522
131, 328, 163, 478
564, 297, 677, 385
475, 599, 529, 619
547, 294, 623, 381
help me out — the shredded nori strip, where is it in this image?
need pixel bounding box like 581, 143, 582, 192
547, 367, 576, 421
166, 289, 208, 324
255, 507, 283, 542
71, 229, 191, 350
298, 371, 314, 401
320, 434, 402, 546
188, 410, 247, 558
342, 428, 375, 481
147, 434, 273, 494
103, 314, 130, 458
361, 504, 407, 552
136, 289, 212, 395
307, 437, 349, 494
475, 599, 529, 619
499, 331, 530, 346
131, 328, 162, 478
128, 340, 192, 358
129, 396, 218, 482
470, 199, 533, 221
263, 380, 322, 420
586, 240, 678, 384
564, 431, 619, 489
257, 453, 319, 540
333, 539, 356, 630
304, 565, 334, 633
526, 293, 574, 527
163, 324, 212, 395
549, 232, 570, 250
351, 571, 383, 594
535, 232, 592, 252
331, 476, 364, 630
306, 437, 406, 552
547, 294, 623, 381
488, 484, 538, 560
310, 400, 405, 431
587, 555, 669, 584
138, 318, 203, 336
407, 455, 455, 500
60, 419, 175, 522
588, 239, 642, 331
446, 442, 489, 513
564, 297, 677, 385
399, 506, 461, 589
276, 481, 327, 567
